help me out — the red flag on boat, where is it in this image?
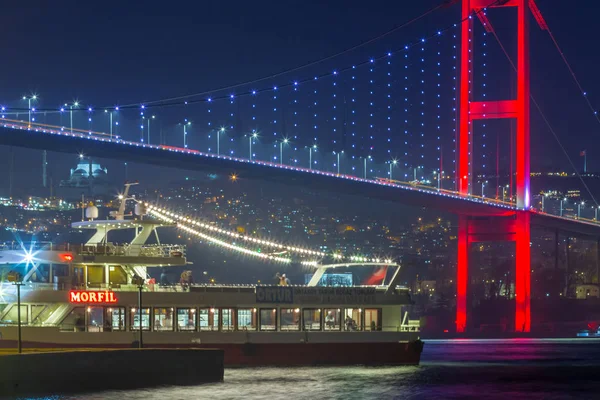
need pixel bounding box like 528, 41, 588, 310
362, 266, 388, 285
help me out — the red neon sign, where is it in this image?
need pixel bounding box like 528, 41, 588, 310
69, 290, 117, 304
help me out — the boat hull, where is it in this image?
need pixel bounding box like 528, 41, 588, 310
0, 326, 422, 366
0, 339, 422, 366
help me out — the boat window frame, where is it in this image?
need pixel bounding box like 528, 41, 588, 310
153, 307, 175, 332
129, 307, 151, 331
259, 308, 278, 332
176, 307, 197, 332
236, 308, 258, 331
302, 308, 322, 331
279, 308, 301, 331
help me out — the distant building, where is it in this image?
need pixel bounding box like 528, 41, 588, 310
59, 157, 112, 198
576, 284, 599, 299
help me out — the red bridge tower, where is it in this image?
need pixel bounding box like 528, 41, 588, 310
457, 0, 546, 333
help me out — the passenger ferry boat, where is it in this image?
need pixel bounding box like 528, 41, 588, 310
0, 187, 422, 366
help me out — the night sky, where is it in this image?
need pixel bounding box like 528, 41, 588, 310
0, 0, 598, 196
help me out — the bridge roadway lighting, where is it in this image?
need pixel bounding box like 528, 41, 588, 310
145, 115, 155, 144
481, 180, 488, 197
280, 138, 289, 165
309, 145, 317, 170
249, 131, 258, 160
180, 120, 191, 148
68, 101, 79, 134
105, 108, 119, 139
541, 192, 549, 212
560, 197, 567, 217
22, 95, 37, 127
389, 159, 398, 181
217, 127, 225, 155
335, 150, 343, 175
578, 201, 585, 218
363, 156, 371, 179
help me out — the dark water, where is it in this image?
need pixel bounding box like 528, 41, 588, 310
46, 339, 600, 399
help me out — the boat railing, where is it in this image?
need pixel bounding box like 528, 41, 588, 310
74, 243, 186, 258
0, 241, 70, 251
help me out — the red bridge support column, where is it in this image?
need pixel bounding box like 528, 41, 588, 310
455, 214, 531, 333
515, 211, 531, 332
456, 216, 469, 332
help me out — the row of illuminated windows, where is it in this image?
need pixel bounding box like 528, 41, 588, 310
58, 306, 382, 332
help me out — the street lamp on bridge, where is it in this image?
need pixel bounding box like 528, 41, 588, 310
217, 127, 225, 155
309, 144, 317, 170
560, 197, 567, 217
67, 101, 79, 134
180, 120, 191, 148
144, 115, 156, 144
334, 150, 343, 175
389, 159, 398, 181
578, 201, 585, 218
22, 95, 37, 127
279, 138, 289, 165
249, 131, 258, 160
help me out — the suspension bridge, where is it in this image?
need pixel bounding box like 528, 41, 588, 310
0, 0, 597, 333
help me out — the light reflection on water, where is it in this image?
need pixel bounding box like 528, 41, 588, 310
54, 339, 600, 400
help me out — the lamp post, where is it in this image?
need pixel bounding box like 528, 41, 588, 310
279, 138, 288, 165
7, 271, 23, 353
541, 193, 550, 212
560, 198, 566, 217
336, 150, 343, 175
218, 127, 225, 155
147, 115, 155, 144
249, 132, 257, 160
22, 95, 37, 127
578, 201, 584, 218
137, 283, 143, 349
481, 181, 487, 197
363, 156, 370, 179
181, 120, 191, 148
309, 145, 317, 169
69, 101, 79, 134
389, 159, 397, 181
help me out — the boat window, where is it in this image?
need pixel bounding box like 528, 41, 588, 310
259, 308, 277, 331
0, 305, 28, 325
303, 308, 322, 331
237, 308, 257, 331
221, 308, 235, 331
87, 266, 105, 286
154, 307, 175, 331
86, 306, 104, 332
199, 308, 219, 331
365, 308, 382, 331
130, 307, 150, 331
60, 307, 85, 332
106, 307, 126, 331
177, 308, 197, 331
344, 308, 362, 331
280, 308, 300, 331
30, 305, 47, 325
324, 309, 341, 331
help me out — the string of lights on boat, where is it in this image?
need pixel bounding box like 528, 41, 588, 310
145, 203, 394, 266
